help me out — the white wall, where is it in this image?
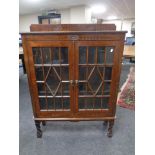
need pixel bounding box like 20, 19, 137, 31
19, 13, 41, 32
19, 6, 134, 35
102, 19, 135, 37
70, 6, 86, 24
59, 9, 70, 24
19, 6, 92, 32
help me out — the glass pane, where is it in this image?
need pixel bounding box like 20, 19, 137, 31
106, 47, 114, 64
105, 67, 112, 80
62, 83, 70, 95
78, 97, 109, 110
33, 47, 68, 64
55, 98, 63, 109
86, 98, 94, 109
88, 47, 96, 64
101, 98, 109, 109
98, 67, 104, 78
79, 98, 85, 109
42, 48, 51, 64
79, 83, 92, 95
39, 98, 46, 110
104, 82, 111, 95
45, 67, 60, 96
79, 67, 87, 80
53, 47, 59, 64
61, 47, 68, 64
47, 98, 54, 109
79, 47, 86, 64
94, 98, 102, 109
88, 67, 102, 94
35, 67, 44, 81
61, 67, 69, 80
63, 98, 70, 109
97, 47, 105, 64
33, 48, 41, 64
37, 83, 45, 95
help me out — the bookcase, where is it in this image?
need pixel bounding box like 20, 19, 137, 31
21, 24, 126, 138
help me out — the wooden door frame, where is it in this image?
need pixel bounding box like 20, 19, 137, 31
74, 40, 121, 118
26, 40, 75, 118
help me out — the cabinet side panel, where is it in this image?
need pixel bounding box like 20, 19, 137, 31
21, 35, 37, 117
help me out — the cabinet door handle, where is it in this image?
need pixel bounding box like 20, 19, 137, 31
70, 80, 74, 86
75, 80, 79, 85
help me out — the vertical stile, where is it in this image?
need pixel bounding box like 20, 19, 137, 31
40, 48, 48, 110
50, 47, 53, 110
94, 47, 98, 110
59, 47, 63, 110
102, 46, 107, 110
85, 46, 89, 111
50, 47, 55, 111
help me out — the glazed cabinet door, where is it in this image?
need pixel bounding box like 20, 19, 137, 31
27, 41, 74, 117
74, 41, 120, 117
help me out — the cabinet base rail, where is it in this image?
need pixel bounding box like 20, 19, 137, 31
34, 116, 116, 138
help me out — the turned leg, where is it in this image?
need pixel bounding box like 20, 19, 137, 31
42, 121, 46, 126
103, 120, 108, 126
107, 120, 114, 138
35, 120, 42, 138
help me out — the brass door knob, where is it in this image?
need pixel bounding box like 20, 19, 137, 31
75, 80, 79, 85
70, 80, 74, 86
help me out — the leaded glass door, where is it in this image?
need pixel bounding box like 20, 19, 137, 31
27, 41, 74, 117
75, 41, 119, 117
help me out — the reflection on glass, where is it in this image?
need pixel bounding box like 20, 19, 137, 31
39, 98, 46, 110
61, 47, 68, 64
46, 67, 60, 95
53, 47, 59, 64
101, 98, 109, 109
55, 98, 63, 109
94, 98, 102, 109
63, 98, 70, 109
78, 97, 109, 110
104, 67, 112, 80
97, 47, 105, 64
32, 47, 68, 64
79, 83, 92, 95
79, 47, 86, 64
88, 47, 96, 63
79, 67, 86, 80
35, 67, 43, 81
47, 98, 54, 109
62, 83, 69, 95
61, 67, 69, 80
79, 98, 85, 109
104, 82, 111, 95
86, 98, 94, 109
33, 48, 41, 64
106, 47, 114, 64
37, 83, 45, 95
42, 48, 51, 64
88, 67, 102, 92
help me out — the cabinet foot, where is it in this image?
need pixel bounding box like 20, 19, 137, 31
35, 120, 42, 138
103, 120, 108, 126
42, 121, 46, 126
107, 120, 114, 138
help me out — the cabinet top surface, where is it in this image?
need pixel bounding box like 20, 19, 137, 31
21, 31, 127, 35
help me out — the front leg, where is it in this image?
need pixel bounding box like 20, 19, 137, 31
35, 120, 42, 138
42, 121, 46, 126
103, 120, 108, 126
107, 120, 114, 138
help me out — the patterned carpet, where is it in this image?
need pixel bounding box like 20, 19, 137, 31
117, 67, 135, 110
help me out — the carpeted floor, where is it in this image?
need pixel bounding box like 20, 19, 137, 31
19, 64, 135, 155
